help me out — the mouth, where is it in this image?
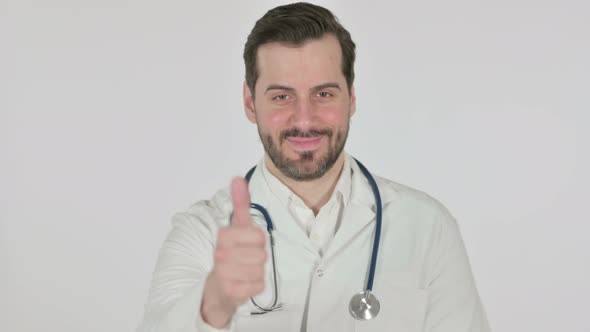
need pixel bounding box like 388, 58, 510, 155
285, 136, 324, 152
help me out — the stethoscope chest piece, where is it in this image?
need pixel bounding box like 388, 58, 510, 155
349, 290, 380, 320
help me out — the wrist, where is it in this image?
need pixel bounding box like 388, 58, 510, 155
200, 273, 236, 328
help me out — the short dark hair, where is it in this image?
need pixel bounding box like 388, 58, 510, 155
243, 2, 356, 98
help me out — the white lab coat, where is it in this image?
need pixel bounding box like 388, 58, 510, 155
138, 155, 491, 332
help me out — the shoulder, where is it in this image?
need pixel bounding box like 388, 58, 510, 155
170, 186, 233, 232
374, 175, 458, 231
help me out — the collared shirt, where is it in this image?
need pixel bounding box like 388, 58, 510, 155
260, 156, 352, 256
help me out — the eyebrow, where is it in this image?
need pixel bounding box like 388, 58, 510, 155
264, 82, 342, 94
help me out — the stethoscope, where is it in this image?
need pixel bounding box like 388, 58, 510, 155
239, 158, 382, 320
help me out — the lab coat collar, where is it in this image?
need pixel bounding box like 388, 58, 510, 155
347, 153, 399, 207
322, 154, 399, 260
248, 160, 319, 256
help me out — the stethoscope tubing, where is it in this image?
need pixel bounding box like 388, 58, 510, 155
241, 158, 382, 314
352, 158, 382, 292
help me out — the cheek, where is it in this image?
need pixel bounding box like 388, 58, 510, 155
259, 110, 291, 132
319, 107, 349, 126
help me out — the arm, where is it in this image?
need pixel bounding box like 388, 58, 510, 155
138, 179, 266, 332
137, 210, 230, 332
423, 208, 491, 332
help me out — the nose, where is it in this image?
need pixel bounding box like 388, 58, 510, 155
290, 98, 316, 130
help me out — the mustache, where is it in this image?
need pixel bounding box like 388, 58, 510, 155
279, 128, 333, 142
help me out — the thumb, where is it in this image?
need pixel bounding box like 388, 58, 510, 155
230, 177, 252, 226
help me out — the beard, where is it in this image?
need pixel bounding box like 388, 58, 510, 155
259, 122, 349, 181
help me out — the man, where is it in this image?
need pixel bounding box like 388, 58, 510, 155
138, 2, 490, 332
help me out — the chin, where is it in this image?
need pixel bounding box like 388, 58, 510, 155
290, 149, 322, 162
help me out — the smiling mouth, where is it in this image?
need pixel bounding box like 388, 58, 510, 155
285, 136, 324, 151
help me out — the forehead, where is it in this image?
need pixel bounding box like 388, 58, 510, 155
255, 34, 344, 88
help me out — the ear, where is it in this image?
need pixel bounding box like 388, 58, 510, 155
243, 81, 257, 124
349, 84, 357, 117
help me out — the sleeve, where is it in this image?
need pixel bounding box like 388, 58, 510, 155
137, 210, 236, 332
423, 206, 492, 332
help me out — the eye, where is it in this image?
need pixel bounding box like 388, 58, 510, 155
317, 91, 333, 98
272, 94, 290, 101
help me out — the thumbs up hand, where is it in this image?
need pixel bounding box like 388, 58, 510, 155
200, 178, 268, 328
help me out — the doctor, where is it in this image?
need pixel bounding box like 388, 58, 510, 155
139, 2, 490, 332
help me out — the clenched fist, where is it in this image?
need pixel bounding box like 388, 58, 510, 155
200, 177, 268, 328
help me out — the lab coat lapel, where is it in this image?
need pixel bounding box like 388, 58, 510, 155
323, 158, 377, 260
247, 163, 319, 256
324, 156, 400, 261
325, 201, 375, 260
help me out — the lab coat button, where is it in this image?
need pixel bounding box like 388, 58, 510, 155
316, 269, 324, 277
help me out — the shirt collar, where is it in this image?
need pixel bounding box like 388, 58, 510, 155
259, 152, 353, 210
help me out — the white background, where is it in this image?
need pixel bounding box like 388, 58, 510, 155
1, 0, 588, 331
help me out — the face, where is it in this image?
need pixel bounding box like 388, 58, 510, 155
243, 34, 356, 181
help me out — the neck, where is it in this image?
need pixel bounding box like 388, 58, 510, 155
265, 153, 346, 215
